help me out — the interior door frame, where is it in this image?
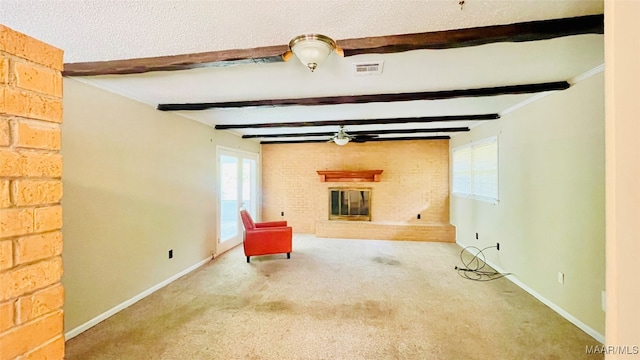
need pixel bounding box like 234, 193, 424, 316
215, 146, 260, 256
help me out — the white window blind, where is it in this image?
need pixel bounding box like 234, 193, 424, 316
452, 137, 498, 203
452, 147, 472, 195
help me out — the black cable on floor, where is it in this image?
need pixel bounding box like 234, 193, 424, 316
454, 245, 511, 281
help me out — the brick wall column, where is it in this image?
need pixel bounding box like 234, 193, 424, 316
0, 25, 65, 360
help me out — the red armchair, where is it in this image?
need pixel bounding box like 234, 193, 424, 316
240, 209, 292, 263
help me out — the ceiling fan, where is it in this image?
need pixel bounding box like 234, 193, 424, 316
329, 126, 378, 145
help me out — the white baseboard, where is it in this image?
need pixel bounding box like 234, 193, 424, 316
65, 256, 211, 340
457, 241, 605, 344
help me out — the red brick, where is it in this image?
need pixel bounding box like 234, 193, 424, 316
0, 25, 63, 71
0, 240, 12, 271
0, 208, 34, 238
13, 62, 62, 98
0, 310, 63, 360
0, 257, 63, 302
15, 231, 62, 265
34, 206, 62, 233
12, 180, 62, 206
0, 301, 13, 333
21, 335, 64, 360
14, 120, 61, 150
17, 283, 63, 324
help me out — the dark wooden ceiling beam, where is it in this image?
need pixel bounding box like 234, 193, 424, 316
243, 132, 333, 139
261, 136, 451, 145
242, 127, 470, 139
63, 14, 603, 76
63, 45, 288, 76
339, 14, 603, 56
216, 114, 499, 130
160, 81, 568, 111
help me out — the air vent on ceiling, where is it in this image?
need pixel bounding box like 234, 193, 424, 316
352, 61, 384, 76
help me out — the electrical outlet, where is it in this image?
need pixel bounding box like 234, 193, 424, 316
168, 249, 173, 259
475, 232, 478, 240
281, 211, 284, 216
557, 272, 564, 285
496, 242, 500, 251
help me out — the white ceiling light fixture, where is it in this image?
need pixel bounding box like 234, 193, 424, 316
288, 34, 340, 72
334, 136, 350, 146
332, 125, 353, 146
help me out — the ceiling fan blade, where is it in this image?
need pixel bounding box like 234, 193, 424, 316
351, 134, 378, 143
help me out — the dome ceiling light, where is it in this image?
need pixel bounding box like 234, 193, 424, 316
284, 34, 342, 72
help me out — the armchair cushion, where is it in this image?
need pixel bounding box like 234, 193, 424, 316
256, 220, 288, 228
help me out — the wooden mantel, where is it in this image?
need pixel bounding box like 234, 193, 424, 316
317, 170, 383, 182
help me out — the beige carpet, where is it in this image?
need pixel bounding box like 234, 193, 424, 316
66, 235, 602, 359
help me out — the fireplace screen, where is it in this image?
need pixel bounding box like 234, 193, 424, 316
329, 188, 371, 221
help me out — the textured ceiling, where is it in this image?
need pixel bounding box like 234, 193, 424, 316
1, 1, 605, 144
2, 0, 603, 63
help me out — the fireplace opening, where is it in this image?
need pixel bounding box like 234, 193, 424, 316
329, 188, 371, 221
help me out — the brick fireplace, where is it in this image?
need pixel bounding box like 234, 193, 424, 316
329, 187, 372, 221
261, 141, 456, 242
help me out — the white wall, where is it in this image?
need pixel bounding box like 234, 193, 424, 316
61, 78, 259, 332
450, 72, 605, 338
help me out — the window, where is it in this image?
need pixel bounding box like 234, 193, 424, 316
452, 136, 498, 203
